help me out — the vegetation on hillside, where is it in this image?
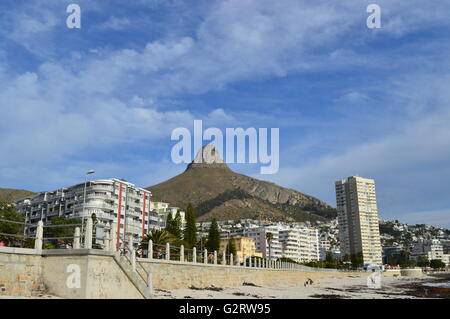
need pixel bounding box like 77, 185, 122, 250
195, 189, 252, 216
379, 222, 403, 238
192, 188, 337, 222
148, 163, 336, 223
194, 188, 335, 223
0, 188, 35, 202
264, 200, 330, 223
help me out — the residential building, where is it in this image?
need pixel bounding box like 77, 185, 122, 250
319, 239, 331, 261
221, 225, 282, 260
279, 226, 320, 262
150, 201, 186, 230
14, 178, 184, 248
335, 176, 383, 265
217, 221, 320, 262
410, 239, 450, 266
219, 236, 262, 260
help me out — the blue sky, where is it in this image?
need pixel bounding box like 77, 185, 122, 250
1, 0, 450, 228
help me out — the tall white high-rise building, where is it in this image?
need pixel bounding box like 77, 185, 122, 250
335, 176, 382, 265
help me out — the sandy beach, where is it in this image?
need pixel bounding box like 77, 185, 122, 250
1, 274, 448, 299
153, 274, 450, 299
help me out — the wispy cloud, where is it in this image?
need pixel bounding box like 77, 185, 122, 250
0, 0, 449, 228
95, 16, 131, 31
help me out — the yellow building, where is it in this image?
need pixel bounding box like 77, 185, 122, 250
219, 237, 262, 260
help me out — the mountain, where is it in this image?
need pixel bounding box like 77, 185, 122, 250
147, 145, 337, 223
0, 188, 36, 202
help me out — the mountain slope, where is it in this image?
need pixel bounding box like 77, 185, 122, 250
0, 188, 36, 202
147, 145, 336, 222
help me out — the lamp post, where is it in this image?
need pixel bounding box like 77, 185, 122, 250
81, 170, 95, 239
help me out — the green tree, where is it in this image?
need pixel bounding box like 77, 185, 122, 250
183, 203, 197, 249
351, 252, 364, 268
227, 238, 237, 257
172, 211, 183, 240
196, 236, 207, 259
165, 213, 174, 233
0, 201, 25, 246
430, 259, 445, 269
417, 256, 430, 267
165, 211, 183, 243
23, 237, 36, 248
343, 254, 351, 263
206, 218, 220, 252
325, 250, 334, 263
44, 216, 81, 248
139, 229, 176, 258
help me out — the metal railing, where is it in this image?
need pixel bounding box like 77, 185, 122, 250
122, 243, 149, 282
134, 240, 363, 273
117, 237, 152, 298
0, 217, 93, 250
136, 240, 299, 270
0, 218, 36, 248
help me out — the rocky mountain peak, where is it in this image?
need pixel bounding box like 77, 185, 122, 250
186, 144, 229, 170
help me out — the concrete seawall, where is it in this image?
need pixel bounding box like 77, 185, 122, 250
138, 259, 366, 290
383, 268, 424, 278
0, 248, 43, 297
0, 248, 143, 298
1, 247, 394, 298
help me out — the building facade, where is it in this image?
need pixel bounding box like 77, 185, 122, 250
410, 239, 450, 266
335, 176, 383, 265
279, 226, 320, 263
14, 178, 184, 249
150, 201, 186, 230
219, 237, 262, 260
217, 221, 320, 262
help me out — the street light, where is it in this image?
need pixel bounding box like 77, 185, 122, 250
81, 170, 95, 238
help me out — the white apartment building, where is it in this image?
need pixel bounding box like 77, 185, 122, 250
279, 226, 320, 263
150, 201, 186, 230
14, 178, 184, 248
246, 225, 283, 260
335, 176, 383, 265
218, 220, 320, 262
410, 239, 450, 266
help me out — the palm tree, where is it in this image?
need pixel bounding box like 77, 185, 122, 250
266, 232, 273, 260
139, 229, 175, 258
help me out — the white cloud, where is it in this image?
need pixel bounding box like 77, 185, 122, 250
1, 0, 450, 229
264, 71, 450, 227
96, 16, 131, 31
335, 91, 370, 104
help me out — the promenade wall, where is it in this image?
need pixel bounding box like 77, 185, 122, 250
0, 247, 401, 298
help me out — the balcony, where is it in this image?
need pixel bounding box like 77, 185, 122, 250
86, 193, 113, 200
74, 202, 115, 210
